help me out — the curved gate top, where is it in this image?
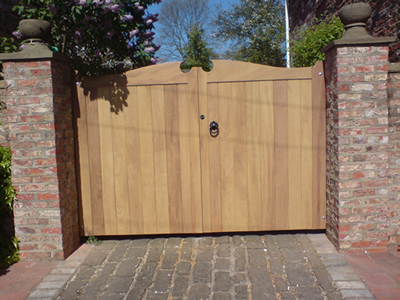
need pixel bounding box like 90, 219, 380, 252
76, 60, 326, 236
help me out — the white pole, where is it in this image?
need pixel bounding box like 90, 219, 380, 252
285, 0, 291, 68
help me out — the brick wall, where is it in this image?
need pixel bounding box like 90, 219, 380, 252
388, 63, 400, 246
288, 0, 400, 62
1, 46, 80, 259
0, 81, 10, 148
324, 42, 394, 252
0, 0, 20, 38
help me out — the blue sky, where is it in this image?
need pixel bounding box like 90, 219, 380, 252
148, 0, 240, 16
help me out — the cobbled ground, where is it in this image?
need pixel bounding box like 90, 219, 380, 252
56, 234, 344, 300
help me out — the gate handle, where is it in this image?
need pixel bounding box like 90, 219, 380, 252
209, 121, 219, 137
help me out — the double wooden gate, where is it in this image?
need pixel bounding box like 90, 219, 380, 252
76, 60, 326, 236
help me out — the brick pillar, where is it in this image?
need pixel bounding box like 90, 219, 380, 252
323, 35, 396, 252
0, 43, 80, 259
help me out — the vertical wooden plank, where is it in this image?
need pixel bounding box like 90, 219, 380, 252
137, 86, 157, 233
164, 85, 183, 233
151, 85, 170, 233
97, 88, 117, 235
232, 82, 249, 231
312, 61, 327, 229
86, 89, 105, 235
301, 80, 313, 229
246, 81, 262, 231
198, 69, 212, 232
288, 80, 303, 229
218, 82, 234, 231
110, 91, 130, 235
274, 81, 289, 230
76, 85, 93, 235
208, 83, 222, 232
259, 81, 275, 229
125, 86, 144, 234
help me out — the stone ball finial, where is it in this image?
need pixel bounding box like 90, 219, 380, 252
19, 19, 51, 44
338, 3, 372, 40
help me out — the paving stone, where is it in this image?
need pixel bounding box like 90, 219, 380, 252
285, 263, 315, 286
198, 237, 213, 247
306, 253, 325, 270
245, 236, 264, 249
276, 235, 298, 249
233, 235, 242, 246
36, 280, 65, 289
133, 262, 158, 291
126, 286, 146, 300
97, 241, 116, 250
326, 290, 345, 300
216, 244, 230, 257
149, 238, 166, 249
131, 238, 150, 247
106, 276, 133, 293
335, 281, 366, 289
326, 265, 357, 274
42, 274, 71, 282
215, 236, 229, 244
161, 250, 179, 269
214, 271, 231, 292
153, 270, 173, 292
330, 272, 361, 281
83, 249, 108, 266
233, 273, 246, 284
269, 257, 284, 275
340, 289, 376, 298
234, 285, 249, 300
100, 294, 124, 300
166, 237, 181, 248
146, 292, 169, 300
248, 263, 274, 299
281, 292, 296, 300
188, 284, 210, 300
247, 249, 267, 266
235, 247, 246, 272
313, 268, 337, 293
181, 239, 194, 261
281, 248, 305, 264
196, 249, 213, 262
126, 247, 147, 259
172, 275, 189, 297
213, 292, 231, 300
28, 289, 59, 298
193, 262, 212, 284
215, 258, 230, 270
74, 266, 96, 280
176, 261, 191, 275
147, 249, 163, 262
273, 275, 289, 292
108, 246, 126, 262
57, 280, 87, 300
116, 258, 140, 277
296, 287, 325, 300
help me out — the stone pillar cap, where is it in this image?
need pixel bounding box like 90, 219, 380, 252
0, 43, 69, 63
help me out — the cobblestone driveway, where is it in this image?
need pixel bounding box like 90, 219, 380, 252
56, 234, 344, 300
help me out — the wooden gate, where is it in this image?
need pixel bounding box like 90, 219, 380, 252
76, 60, 326, 236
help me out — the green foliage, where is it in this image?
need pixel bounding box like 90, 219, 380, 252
215, 0, 285, 66
181, 23, 216, 72
87, 235, 102, 245
13, 0, 163, 76
0, 37, 20, 80
290, 16, 345, 67
0, 147, 19, 269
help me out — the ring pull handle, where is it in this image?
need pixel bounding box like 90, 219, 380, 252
209, 121, 219, 137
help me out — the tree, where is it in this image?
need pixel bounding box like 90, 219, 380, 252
13, 0, 163, 75
181, 23, 216, 72
290, 16, 344, 67
214, 0, 286, 67
156, 0, 211, 62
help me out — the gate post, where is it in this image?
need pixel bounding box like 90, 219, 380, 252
0, 43, 80, 259
322, 4, 396, 252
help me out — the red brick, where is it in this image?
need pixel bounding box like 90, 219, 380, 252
353, 207, 375, 214
18, 97, 41, 105
38, 193, 59, 200
366, 127, 388, 134
20, 115, 42, 122
33, 123, 55, 131
17, 194, 35, 201
351, 241, 376, 248
41, 227, 62, 234
366, 179, 390, 187
23, 168, 45, 175
35, 158, 57, 166
353, 189, 376, 197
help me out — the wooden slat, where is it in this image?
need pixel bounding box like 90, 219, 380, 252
207, 83, 222, 232
86, 89, 105, 235
246, 82, 262, 231
137, 86, 157, 233
98, 88, 117, 235
110, 90, 130, 234
259, 81, 275, 229
301, 80, 313, 229
125, 87, 144, 234
312, 61, 327, 229
208, 60, 312, 83
198, 69, 212, 232
151, 86, 170, 233
76, 85, 93, 235
164, 85, 183, 233
232, 82, 249, 231
218, 83, 235, 232
287, 80, 303, 229
274, 81, 289, 230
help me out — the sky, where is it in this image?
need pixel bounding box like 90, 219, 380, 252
148, 0, 241, 15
